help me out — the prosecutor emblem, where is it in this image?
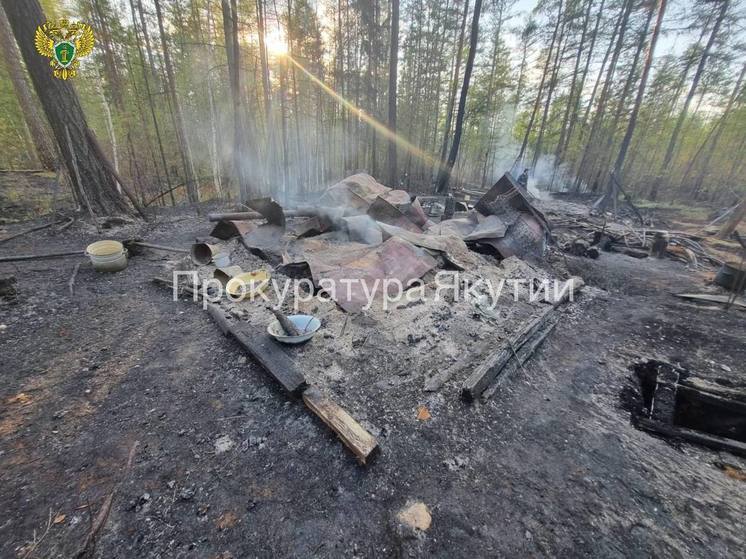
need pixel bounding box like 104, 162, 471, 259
35, 18, 95, 80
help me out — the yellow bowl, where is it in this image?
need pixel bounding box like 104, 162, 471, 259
226, 270, 271, 301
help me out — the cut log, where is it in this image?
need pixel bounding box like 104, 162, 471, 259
462, 306, 555, 401
302, 387, 379, 464
482, 312, 562, 398
207, 206, 337, 222
206, 302, 232, 335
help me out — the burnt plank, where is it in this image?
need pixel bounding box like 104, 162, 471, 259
206, 303, 306, 395
462, 277, 584, 401
485, 312, 562, 396
462, 306, 554, 401
230, 329, 307, 396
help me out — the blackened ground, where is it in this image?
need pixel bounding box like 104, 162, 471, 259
1, 208, 745, 558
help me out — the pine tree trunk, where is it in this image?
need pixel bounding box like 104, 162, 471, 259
599, 0, 667, 211
591, 4, 655, 186
514, 0, 563, 171
0, 0, 141, 217
434, 0, 482, 194
531, 0, 567, 172
129, 0, 174, 205
0, 5, 56, 170
256, 0, 272, 121
439, 0, 470, 165
656, 0, 729, 189
573, 0, 633, 191
154, 0, 200, 205
222, 0, 253, 200
688, 63, 746, 196
656, 0, 730, 177
387, 0, 399, 187
555, 0, 595, 167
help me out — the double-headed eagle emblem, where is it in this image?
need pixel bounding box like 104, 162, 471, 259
35, 18, 95, 80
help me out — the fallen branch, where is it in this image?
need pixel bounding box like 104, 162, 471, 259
126, 241, 189, 254
674, 292, 746, 309
56, 217, 75, 233
74, 441, 139, 559
0, 250, 85, 263
20, 509, 55, 559
151, 276, 207, 300
0, 220, 64, 244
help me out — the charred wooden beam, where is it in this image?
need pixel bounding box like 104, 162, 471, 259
206, 303, 306, 395
462, 277, 584, 401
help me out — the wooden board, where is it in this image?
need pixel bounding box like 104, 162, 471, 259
462, 277, 583, 400
205, 303, 307, 395
229, 329, 307, 396
462, 305, 554, 401
302, 387, 379, 464
482, 312, 561, 399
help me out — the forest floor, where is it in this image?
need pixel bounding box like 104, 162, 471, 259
1, 199, 745, 558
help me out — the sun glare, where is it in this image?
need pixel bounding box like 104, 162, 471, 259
265, 29, 288, 57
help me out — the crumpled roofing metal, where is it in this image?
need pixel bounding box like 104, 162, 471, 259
305, 237, 437, 312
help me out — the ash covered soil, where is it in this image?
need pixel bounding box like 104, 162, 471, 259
1, 203, 745, 558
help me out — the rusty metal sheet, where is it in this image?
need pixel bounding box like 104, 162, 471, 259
432, 212, 507, 242
463, 214, 507, 241
377, 222, 482, 271
404, 198, 429, 227
241, 224, 287, 264
318, 173, 392, 212
289, 216, 325, 239
430, 215, 478, 238
367, 196, 422, 233
381, 189, 411, 205
477, 214, 546, 259
306, 237, 436, 312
